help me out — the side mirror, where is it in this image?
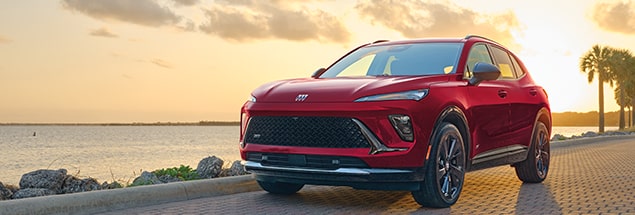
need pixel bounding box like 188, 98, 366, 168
469, 62, 501, 85
311, 68, 326, 78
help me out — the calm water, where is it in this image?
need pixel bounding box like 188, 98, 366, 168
0, 125, 613, 185
0, 126, 240, 185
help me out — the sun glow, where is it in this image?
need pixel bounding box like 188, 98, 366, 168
0, 0, 632, 123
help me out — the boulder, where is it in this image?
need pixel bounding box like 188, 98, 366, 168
551, 134, 566, 141
226, 160, 249, 176
581, 131, 598, 138
196, 156, 224, 179
19, 169, 67, 194
62, 176, 101, 194
0, 182, 13, 200
101, 181, 123, 189
131, 171, 163, 186
158, 174, 183, 183
12, 188, 56, 199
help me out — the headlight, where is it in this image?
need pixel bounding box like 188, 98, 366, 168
248, 95, 256, 102
354, 89, 428, 102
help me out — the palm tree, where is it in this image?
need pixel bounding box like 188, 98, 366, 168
609, 49, 633, 130
580, 45, 614, 133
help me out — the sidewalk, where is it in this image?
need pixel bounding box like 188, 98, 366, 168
1, 134, 633, 215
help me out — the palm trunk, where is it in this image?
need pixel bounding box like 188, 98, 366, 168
599, 76, 605, 133
632, 99, 635, 127
619, 85, 625, 130
630, 106, 632, 128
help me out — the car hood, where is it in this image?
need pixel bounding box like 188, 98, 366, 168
251, 75, 449, 103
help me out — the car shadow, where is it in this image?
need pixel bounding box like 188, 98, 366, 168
515, 182, 562, 214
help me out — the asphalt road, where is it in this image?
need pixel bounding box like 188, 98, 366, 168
101, 137, 635, 215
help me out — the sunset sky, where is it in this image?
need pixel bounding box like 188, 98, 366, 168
1, 0, 635, 123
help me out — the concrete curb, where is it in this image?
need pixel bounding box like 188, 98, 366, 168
0, 174, 259, 215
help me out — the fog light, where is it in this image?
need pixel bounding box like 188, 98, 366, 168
389, 115, 414, 142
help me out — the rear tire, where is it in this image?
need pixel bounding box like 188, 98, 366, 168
257, 180, 304, 195
411, 123, 466, 208
514, 121, 550, 183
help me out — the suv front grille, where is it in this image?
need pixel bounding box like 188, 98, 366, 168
244, 116, 371, 148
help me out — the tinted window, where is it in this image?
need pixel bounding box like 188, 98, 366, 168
490, 47, 516, 79
464, 44, 493, 78
510, 55, 526, 77
320, 43, 463, 78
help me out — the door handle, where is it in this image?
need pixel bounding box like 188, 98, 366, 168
498, 90, 508, 98
529, 89, 538, 96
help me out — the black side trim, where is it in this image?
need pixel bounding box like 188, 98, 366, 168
470, 145, 528, 171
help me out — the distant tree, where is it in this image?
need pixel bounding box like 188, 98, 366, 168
609, 49, 633, 130
580, 45, 615, 132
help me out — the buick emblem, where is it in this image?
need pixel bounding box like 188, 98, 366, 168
295, 94, 309, 102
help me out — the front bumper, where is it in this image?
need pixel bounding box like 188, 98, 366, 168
243, 161, 424, 191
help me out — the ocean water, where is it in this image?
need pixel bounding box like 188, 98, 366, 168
0, 125, 615, 185
0, 126, 241, 186
551, 126, 618, 137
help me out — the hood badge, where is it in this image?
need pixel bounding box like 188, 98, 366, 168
295, 94, 308, 102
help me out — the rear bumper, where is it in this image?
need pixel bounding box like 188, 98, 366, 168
243, 161, 424, 191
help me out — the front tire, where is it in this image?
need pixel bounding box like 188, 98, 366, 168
514, 121, 550, 183
412, 123, 466, 208
257, 180, 304, 195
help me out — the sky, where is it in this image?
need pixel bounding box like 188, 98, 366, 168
1, 0, 635, 123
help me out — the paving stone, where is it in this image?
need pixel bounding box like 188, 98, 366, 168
99, 138, 635, 215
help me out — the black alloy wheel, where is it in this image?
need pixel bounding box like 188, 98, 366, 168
412, 123, 466, 208
514, 121, 550, 183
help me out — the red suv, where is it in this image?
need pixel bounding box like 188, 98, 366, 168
240, 35, 551, 208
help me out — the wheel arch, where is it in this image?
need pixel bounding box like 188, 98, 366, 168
535, 107, 552, 136
429, 106, 471, 168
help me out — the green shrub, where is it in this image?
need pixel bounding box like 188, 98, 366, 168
152, 165, 200, 181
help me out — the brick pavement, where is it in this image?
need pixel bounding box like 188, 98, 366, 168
100, 138, 635, 215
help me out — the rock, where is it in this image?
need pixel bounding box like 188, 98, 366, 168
158, 174, 182, 183
551, 134, 566, 141
226, 161, 249, 176
62, 176, 101, 194
101, 181, 123, 189
12, 188, 56, 199
614, 131, 628, 135
582, 131, 598, 137
196, 156, 224, 179
131, 171, 163, 186
19, 169, 67, 194
0, 182, 13, 200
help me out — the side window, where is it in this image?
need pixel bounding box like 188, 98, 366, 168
464, 44, 493, 79
490, 47, 516, 79
510, 55, 526, 77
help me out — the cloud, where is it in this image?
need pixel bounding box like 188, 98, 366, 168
61, 0, 181, 27
355, 0, 520, 47
0, 35, 10, 43
591, 1, 635, 34
172, 0, 199, 7
151, 59, 173, 69
199, 0, 351, 43
89, 27, 118, 38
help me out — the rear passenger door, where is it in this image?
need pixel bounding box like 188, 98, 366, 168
488, 46, 533, 146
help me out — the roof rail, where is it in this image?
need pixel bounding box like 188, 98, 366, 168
464, 35, 494, 41
372, 40, 389, 44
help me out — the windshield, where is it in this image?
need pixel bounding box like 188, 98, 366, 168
320, 42, 463, 78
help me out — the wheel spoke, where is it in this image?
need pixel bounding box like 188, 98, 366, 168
441, 175, 450, 195
447, 137, 456, 159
